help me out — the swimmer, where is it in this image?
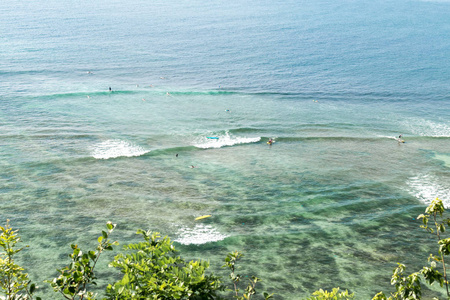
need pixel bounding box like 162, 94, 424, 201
109, 87, 112, 91
176, 154, 178, 157
191, 165, 195, 168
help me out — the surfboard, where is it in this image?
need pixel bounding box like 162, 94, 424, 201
207, 137, 219, 139
195, 215, 212, 220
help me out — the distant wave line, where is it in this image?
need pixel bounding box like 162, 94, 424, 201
27, 87, 445, 102
36, 90, 138, 99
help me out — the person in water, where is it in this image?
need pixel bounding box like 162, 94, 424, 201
268, 139, 273, 145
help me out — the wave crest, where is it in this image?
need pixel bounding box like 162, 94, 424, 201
174, 224, 228, 245
406, 173, 450, 208
402, 119, 450, 137
91, 139, 149, 159
194, 133, 261, 149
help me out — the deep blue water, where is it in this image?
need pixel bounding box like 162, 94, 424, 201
1, 0, 450, 299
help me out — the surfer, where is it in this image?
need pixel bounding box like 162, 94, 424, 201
109, 87, 112, 91
268, 139, 273, 145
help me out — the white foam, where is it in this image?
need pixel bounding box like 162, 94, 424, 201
378, 135, 403, 141
174, 224, 228, 245
406, 173, 450, 208
194, 132, 261, 149
91, 139, 150, 159
401, 119, 450, 137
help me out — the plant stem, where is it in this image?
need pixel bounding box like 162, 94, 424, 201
435, 212, 450, 297
7, 241, 12, 299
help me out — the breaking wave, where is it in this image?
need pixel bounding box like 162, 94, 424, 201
91, 139, 149, 159
194, 132, 261, 149
174, 224, 228, 245
406, 173, 450, 208
401, 118, 450, 137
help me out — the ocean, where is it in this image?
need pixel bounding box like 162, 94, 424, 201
1, 0, 450, 298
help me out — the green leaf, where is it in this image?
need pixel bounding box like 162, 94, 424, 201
118, 286, 125, 295
30, 283, 36, 294
121, 273, 130, 285
107, 222, 114, 230
89, 250, 97, 260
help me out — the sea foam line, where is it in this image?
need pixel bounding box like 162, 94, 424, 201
174, 224, 228, 245
91, 139, 149, 159
401, 118, 450, 137
194, 133, 261, 149
406, 173, 450, 208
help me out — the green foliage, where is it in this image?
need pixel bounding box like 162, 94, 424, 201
1, 221, 273, 300
373, 198, 450, 300
5, 197, 450, 300
305, 287, 354, 300
372, 263, 425, 300
105, 229, 224, 299
46, 222, 117, 300
222, 251, 273, 300
0, 220, 40, 300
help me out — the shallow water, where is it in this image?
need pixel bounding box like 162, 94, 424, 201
1, 0, 450, 299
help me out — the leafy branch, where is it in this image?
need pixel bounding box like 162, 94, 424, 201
46, 222, 117, 300
373, 198, 450, 300
223, 251, 273, 300
0, 220, 40, 300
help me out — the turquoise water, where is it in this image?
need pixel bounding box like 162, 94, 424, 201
1, 0, 450, 298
